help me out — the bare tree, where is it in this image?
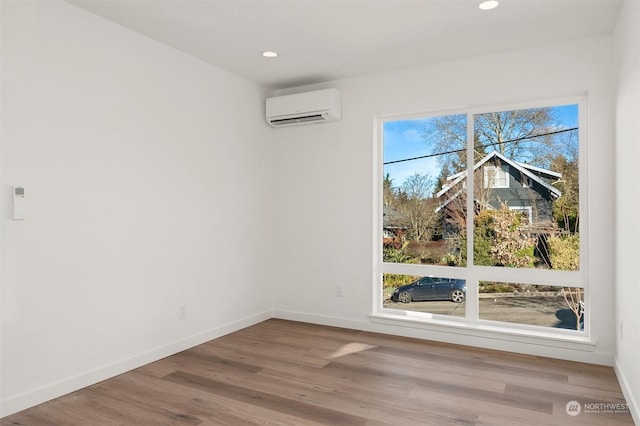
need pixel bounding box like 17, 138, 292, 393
475, 108, 554, 159
441, 168, 493, 229
397, 173, 439, 241
427, 108, 556, 174
562, 287, 584, 330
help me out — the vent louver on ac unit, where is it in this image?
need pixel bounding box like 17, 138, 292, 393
266, 88, 341, 127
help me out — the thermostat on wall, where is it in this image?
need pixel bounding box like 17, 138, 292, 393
13, 186, 25, 220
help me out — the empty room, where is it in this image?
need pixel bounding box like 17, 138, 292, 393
1, 0, 638, 425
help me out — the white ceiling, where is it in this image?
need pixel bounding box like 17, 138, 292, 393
68, 0, 622, 90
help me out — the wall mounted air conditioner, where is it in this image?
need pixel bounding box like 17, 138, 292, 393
266, 88, 342, 127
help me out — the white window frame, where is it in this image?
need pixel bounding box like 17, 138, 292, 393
372, 97, 590, 348
484, 165, 509, 188
509, 206, 533, 224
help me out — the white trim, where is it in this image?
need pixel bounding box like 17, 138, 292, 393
0, 310, 272, 418
509, 205, 533, 223
271, 309, 612, 366
436, 150, 562, 199
614, 358, 640, 425
375, 97, 587, 346
516, 161, 562, 178
484, 164, 510, 188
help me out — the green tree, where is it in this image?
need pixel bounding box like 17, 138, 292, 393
548, 235, 579, 270
383, 172, 396, 207
551, 155, 579, 233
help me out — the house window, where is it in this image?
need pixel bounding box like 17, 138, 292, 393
509, 206, 533, 224
484, 165, 509, 188
377, 100, 585, 335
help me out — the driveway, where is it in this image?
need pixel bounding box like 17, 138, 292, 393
384, 295, 581, 329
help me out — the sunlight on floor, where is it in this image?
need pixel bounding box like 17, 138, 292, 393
327, 342, 377, 359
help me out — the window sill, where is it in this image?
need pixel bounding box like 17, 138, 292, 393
369, 310, 595, 353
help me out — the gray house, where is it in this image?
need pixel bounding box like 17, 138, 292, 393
435, 151, 563, 265
436, 150, 562, 226
382, 205, 406, 248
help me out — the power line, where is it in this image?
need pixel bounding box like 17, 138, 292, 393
383, 127, 578, 165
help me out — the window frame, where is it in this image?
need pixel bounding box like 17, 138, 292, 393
484, 165, 509, 188
509, 205, 533, 224
372, 97, 589, 344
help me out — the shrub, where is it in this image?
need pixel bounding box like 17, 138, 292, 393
405, 240, 449, 264
479, 282, 517, 293
382, 273, 418, 289
441, 253, 458, 266
470, 210, 497, 266
383, 244, 416, 264
490, 205, 535, 268
548, 235, 579, 271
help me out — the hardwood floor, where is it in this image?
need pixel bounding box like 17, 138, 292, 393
1, 319, 634, 425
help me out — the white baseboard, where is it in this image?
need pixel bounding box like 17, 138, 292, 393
272, 309, 614, 366
0, 309, 271, 418
2, 309, 622, 419
272, 309, 373, 332
614, 358, 639, 425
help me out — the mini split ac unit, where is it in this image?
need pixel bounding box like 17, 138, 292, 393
265, 88, 342, 127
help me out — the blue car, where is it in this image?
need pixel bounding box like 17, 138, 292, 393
391, 277, 466, 303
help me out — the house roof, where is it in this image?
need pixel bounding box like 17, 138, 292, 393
435, 151, 562, 212
383, 205, 405, 229
445, 157, 562, 183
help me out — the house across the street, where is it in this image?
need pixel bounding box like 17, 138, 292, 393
435, 150, 563, 264
436, 150, 562, 224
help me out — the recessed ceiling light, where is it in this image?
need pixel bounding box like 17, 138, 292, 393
262, 51, 278, 58
479, 0, 499, 10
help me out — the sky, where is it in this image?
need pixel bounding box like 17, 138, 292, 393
383, 104, 579, 190
383, 118, 441, 188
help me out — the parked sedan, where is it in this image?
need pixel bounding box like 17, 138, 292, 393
391, 277, 466, 303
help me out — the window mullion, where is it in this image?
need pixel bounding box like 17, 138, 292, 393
465, 112, 478, 323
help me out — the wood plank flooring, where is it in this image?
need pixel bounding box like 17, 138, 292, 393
1, 319, 634, 425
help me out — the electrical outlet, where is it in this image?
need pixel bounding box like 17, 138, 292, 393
335, 285, 343, 297
179, 305, 187, 320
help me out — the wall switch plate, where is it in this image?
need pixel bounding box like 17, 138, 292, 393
13, 186, 25, 220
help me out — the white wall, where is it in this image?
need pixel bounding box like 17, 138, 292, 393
2, 0, 635, 420
273, 36, 617, 365
0, 1, 274, 416
614, 1, 640, 423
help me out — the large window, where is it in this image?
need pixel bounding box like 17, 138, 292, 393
377, 100, 585, 334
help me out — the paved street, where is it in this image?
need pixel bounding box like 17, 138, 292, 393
384, 295, 581, 330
